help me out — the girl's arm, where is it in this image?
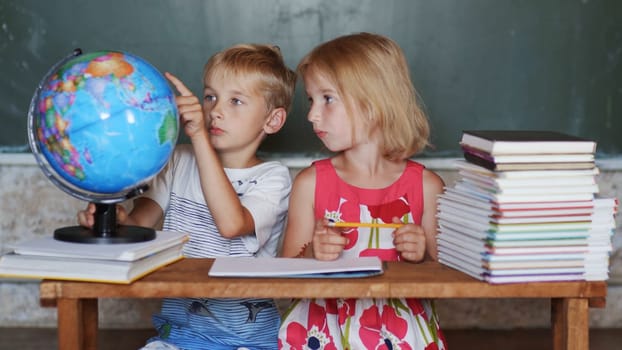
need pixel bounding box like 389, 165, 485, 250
280, 166, 317, 257
421, 168, 445, 261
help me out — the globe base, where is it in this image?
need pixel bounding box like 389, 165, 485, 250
54, 225, 156, 244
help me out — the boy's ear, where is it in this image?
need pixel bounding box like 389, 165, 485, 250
264, 107, 287, 135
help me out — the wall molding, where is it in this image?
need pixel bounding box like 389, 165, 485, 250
3, 153, 622, 171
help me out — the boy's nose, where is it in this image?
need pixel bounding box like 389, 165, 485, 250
207, 103, 224, 119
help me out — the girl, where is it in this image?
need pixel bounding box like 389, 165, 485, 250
278, 33, 447, 350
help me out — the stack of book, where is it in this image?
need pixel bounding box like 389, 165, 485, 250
437, 130, 618, 283
0, 231, 188, 284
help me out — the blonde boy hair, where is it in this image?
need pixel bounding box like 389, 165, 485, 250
297, 32, 430, 160
204, 44, 297, 113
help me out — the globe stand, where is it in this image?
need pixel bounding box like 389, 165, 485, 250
54, 203, 155, 244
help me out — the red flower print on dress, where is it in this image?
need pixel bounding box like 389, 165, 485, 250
405, 298, 426, 318
360, 247, 400, 262
367, 196, 410, 224
284, 301, 337, 350
325, 298, 338, 315
359, 304, 412, 350
341, 227, 358, 251
405, 299, 446, 350
324, 197, 360, 250
337, 298, 357, 325
424, 342, 440, 350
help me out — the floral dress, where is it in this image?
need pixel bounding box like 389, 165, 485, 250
278, 159, 446, 350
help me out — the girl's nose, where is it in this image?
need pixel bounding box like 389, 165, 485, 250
307, 104, 319, 123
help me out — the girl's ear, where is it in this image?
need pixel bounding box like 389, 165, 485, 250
264, 107, 287, 135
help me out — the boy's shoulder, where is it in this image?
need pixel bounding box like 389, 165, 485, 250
168, 144, 196, 167
227, 160, 291, 181
172, 144, 194, 157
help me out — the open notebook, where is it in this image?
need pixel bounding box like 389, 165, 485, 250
209, 256, 384, 278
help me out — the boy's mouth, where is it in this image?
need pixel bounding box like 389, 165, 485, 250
209, 127, 224, 135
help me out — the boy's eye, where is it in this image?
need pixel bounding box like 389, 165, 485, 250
231, 98, 243, 105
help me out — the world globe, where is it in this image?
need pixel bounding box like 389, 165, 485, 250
28, 49, 179, 243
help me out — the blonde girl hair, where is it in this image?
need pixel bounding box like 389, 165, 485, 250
203, 44, 297, 113
297, 32, 430, 160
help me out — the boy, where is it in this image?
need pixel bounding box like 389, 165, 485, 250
79, 44, 296, 349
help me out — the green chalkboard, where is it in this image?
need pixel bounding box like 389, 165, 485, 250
1, 0, 621, 156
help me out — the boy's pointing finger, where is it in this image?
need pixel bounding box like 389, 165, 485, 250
165, 72, 193, 97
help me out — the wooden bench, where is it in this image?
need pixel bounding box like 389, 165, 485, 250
39, 258, 607, 350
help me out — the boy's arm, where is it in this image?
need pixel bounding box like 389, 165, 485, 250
421, 168, 445, 261
165, 72, 255, 239
125, 197, 165, 229
192, 135, 256, 238
280, 166, 317, 257
76, 198, 163, 230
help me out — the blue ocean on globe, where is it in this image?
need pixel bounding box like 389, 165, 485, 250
31, 50, 178, 195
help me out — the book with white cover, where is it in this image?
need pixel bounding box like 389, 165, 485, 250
438, 251, 606, 284
438, 195, 595, 218
0, 231, 188, 283
462, 144, 595, 163
460, 130, 596, 155
209, 256, 383, 278
439, 220, 592, 241
9, 231, 188, 261
452, 182, 595, 203
0, 243, 185, 284
438, 202, 596, 224
454, 160, 600, 179
457, 178, 599, 195
462, 152, 596, 171
458, 169, 596, 189
440, 188, 595, 211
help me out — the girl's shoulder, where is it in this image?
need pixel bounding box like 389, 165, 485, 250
293, 162, 319, 187
421, 166, 445, 193
405, 159, 425, 171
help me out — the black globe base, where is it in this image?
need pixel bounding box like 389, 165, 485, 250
54, 225, 156, 244
53, 202, 155, 244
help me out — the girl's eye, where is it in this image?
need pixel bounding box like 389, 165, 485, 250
204, 95, 216, 102
324, 95, 334, 104
231, 98, 243, 105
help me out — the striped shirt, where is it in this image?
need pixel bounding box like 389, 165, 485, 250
143, 145, 291, 350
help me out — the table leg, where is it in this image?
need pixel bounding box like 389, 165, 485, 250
551, 298, 589, 350
57, 298, 99, 350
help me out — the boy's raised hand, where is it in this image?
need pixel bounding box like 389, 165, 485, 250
165, 72, 206, 139
312, 218, 348, 261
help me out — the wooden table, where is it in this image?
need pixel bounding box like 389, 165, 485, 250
40, 258, 607, 350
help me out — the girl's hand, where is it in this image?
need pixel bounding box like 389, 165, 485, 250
312, 218, 348, 261
165, 72, 206, 140
392, 216, 426, 263
77, 203, 128, 228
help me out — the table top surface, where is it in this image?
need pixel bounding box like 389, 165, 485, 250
39, 258, 608, 302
